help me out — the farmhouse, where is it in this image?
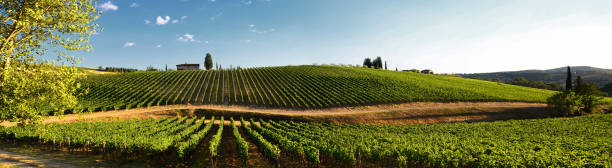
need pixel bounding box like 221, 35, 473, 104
176, 63, 200, 70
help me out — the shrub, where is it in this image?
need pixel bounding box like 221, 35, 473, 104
547, 91, 582, 116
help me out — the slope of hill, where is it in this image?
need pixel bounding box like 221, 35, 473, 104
75, 65, 555, 112
459, 66, 612, 88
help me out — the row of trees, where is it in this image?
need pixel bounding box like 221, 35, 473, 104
547, 66, 607, 116
363, 57, 387, 69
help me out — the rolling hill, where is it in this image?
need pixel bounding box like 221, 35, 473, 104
459, 66, 612, 88
74, 65, 555, 112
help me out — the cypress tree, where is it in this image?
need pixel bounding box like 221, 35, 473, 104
204, 53, 213, 70
566, 66, 572, 91
385, 61, 388, 70
363, 58, 372, 68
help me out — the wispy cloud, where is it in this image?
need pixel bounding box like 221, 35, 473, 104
98, 1, 118, 11
248, 24, 275, 34
144, 20, 151, 24
156, 16, 171, 25
242, 0, 253, 5
181, 16, 188, 20
129, 2, 139, 8
155, 44, 162, 48
172, 20, 179, 24
178, 33, 199, 42
208, 0, 216, 2
240, 39, 252, 43
123, 42, 135, 48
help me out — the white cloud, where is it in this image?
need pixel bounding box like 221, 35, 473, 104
181, 16, 188, 20
98, 1, 118, 11
248, 24, 275, 34
242, 0, 253, 5
144, 20, 151, 24
156, 16, 171, 25
123, 42, 135, 48
178, 33, 197, 42
240, 39, 252, 43
156, 44, 162, 48
172, 20, 179, 24
129, 2, 139, 8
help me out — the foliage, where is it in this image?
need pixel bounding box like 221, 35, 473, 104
0, 0, 99, 124
209, 116, 224, 157
204, 53, 213, 70
362, 58, 372, 68
508, 77, 563, 91
602, 83, 612, 97
574, 81, 605, 113
264, 114, 612, 167
99, 67, 138, 73
566, 66, 572, 91
76, 65, 555, 112
230, 117, 249, 162
372, 56, 383, 69
547, 91, 583, 116
1, 114, 610, 167
146, 65, 158, 71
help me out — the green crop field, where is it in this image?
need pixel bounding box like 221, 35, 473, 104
76, 65, 555, 112
1, 114, 610, 167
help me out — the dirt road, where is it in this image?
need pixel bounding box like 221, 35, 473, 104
0, 150, 80, 168
1, 102, 546, 126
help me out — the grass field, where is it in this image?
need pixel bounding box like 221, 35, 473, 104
1, 114, 610, 167
75, 65, 555, 112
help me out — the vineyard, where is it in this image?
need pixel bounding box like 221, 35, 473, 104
1, 114, 610, 167
75, 65, 555, 112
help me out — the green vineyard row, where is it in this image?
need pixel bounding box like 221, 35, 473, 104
1, 113, 610, 167
77, 65, 555, 112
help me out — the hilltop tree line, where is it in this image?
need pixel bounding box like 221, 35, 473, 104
363, 57, 387, 70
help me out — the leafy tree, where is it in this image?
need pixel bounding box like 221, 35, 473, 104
575, 81, 605, 113
1, 0, 99, 125
372, 57, 382, 69
547, 91, 582, 116
204, 53, 213, 70
566, 66, 572, 91
363, 58, 372, 68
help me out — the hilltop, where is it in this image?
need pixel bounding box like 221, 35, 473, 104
73, 65, 555, 112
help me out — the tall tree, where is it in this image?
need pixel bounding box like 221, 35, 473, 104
384, 61, 387, 70
372, 56, 383, 69
204, 53, 213, 70
363, 58, 372, 68
566, 66, 572, 91
1, 0, 99, 124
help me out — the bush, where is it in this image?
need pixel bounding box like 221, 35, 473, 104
547, 91, 582, 116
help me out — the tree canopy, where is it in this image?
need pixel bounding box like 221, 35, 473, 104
204, 53, 213, 70
1, 0, 99, 124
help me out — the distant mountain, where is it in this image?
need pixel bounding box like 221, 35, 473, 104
459, 66, 612, 88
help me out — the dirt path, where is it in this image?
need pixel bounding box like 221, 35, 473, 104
1, 102, 546, 126
0, 150, 80, 168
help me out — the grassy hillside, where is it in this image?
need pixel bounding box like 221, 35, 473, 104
76, 65, 555, 112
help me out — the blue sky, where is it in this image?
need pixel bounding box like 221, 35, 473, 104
81, 0, 612, 73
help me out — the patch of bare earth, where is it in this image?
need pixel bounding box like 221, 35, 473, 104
1, 102, 548, 126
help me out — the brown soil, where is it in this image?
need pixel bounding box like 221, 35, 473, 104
0, 150, 80, 168
1, 102, 548, 127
